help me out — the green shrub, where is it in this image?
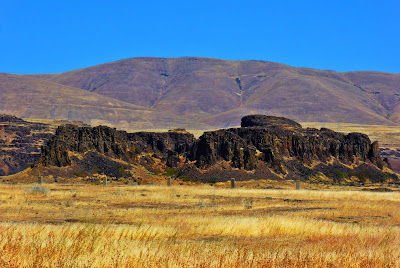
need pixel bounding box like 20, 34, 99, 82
117, 164, 126, 176
207, 178, 217, 184
180, 176, 192, 182
358, 171, 370, 182
164, 168, 183, 178
334, 169, 348, 179
73, 170, 87, 177
93, 166, 100, 174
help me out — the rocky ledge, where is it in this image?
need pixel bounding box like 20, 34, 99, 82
241, 115, 302, 129
35, 115, 398, 184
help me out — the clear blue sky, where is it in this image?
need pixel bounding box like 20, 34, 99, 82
1, 0, 399, 74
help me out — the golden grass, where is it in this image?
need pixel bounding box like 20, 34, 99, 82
128, 122, 400, 144
302, 122, 400, 148
122, 128, 214, 138
0, 183, 399, 267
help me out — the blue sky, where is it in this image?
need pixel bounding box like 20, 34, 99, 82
1, 0, 399, 74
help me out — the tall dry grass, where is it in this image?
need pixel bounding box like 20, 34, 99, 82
0, 183, 399, 267
301, 122, 400, 148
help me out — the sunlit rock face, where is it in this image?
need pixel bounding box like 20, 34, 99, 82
36, 115, 395, 183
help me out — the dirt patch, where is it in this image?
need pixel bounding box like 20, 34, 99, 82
362, 187, 394, 192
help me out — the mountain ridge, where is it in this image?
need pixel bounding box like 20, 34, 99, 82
1, 57, 400, 129
0, 72, 212, 130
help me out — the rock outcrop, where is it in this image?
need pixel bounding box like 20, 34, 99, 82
187, 125, 393, 183
0, 115, 54, 176
38, 125, 195, 168
189, 127, 384, 170
241, 115, 302, 129
35, 115, 397, 184
0, 115, 26, 123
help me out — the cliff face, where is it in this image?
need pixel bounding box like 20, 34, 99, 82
189, 127, 384, 171
36, 115, 397, 184
38, 125, 195, 168
0, 115, 54, 176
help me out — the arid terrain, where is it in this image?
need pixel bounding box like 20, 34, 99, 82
2, 57, 400, 130
1, 57, 400, 267
0, 182, 399, 267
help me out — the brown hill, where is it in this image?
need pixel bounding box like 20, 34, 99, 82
28, 57, 400, 127
0, 73, 211, 130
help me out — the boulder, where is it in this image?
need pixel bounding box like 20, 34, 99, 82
241, 115, 302, 128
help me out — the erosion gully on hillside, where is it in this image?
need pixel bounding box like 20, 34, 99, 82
3, 57, 400, 131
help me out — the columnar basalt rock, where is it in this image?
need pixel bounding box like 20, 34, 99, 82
128, 131, 195, 155
38, 125, 195, 168
189, 126, 384, 172
35, 116, 396, 183
0, 115, 26, 123
0, 115, 54, 176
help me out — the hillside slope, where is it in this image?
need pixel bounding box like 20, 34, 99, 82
0, 73, 211, 130
29, 57, 400, 127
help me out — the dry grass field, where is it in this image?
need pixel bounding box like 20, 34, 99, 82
301, 122, 400, 148
129, 122, 400, 141
0, 182, 399, 267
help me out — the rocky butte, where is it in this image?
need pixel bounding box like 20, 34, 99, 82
36, 115, 398, 184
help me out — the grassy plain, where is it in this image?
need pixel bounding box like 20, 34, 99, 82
130, 122, 400, 142
0, 182, 399, 267
301, 122, 400, 148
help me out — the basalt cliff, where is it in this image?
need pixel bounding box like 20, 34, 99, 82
0, 115, 54, 176
35, 115, 398, 184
